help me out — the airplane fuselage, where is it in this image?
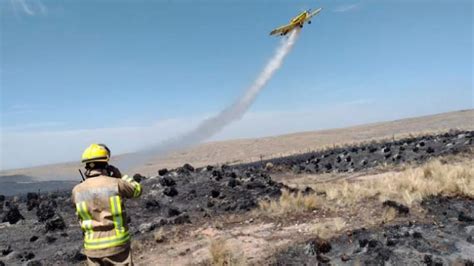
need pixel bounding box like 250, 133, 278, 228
290, 12, 309, 26
269, 7, 322, 36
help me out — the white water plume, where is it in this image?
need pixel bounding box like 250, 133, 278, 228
122, 29, 301, 169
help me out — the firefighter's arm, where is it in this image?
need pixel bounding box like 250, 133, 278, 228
118, 175, 142, 199
71, 189, 82, 225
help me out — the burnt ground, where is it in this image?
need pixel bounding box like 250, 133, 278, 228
0, 130, 472, 265
273, 197, 474, 266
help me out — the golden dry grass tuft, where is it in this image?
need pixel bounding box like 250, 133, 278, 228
153, 227, 166, 243
311, 218, 347, 239
258, 190, 319, 216
318, 158, 473, 207
206, 238, 243, 266
259, 158, 473, 216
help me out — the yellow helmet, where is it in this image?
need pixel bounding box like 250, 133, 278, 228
81, 144, 110, 164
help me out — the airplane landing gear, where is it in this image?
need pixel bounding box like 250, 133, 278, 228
308, 20, 312, 24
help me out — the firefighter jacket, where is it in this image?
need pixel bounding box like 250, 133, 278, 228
72, 169, 142, 258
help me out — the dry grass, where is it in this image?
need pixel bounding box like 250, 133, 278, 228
311, 218, 347, 239
153, 227, 166, 243
206, 238, 243, 266
258, 190, 319, 216
381, 207, 398, 223
319, 158, 473, 207
259, 158, 473, 217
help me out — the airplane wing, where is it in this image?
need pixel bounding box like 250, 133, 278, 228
305, 7, 322, 22
269, 23, 295, 36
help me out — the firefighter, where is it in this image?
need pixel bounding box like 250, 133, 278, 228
72, 144, 142, 266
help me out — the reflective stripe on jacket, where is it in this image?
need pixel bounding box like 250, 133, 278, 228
72, 169, 142, 258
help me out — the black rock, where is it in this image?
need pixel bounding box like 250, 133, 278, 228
228, 179, 240, 188
317, 240, 332, 253
324, 163, 332, 171
1, 245, 12, 256
303, 187, 315, 195
317, 254, 330, 263
304, 239, 332, 256
0, 261, 4, 266
424, 254, 433, 264
383, 200, 409, 215
375, 247, 391, 262
412, 231, 423, 239
458, 211, 474, 222
27, 192, 39, 201
159, 176, 176, 187
386, 238, 398, 246
18, 252, 35, 261
36, 201, 56, 222
359, 239, 369, 248
26, 192, 40, 211
426, 147, 435, 153
45, 215, 66, 232
227, 172, 237, 179
158, 168, 169, 176
133, 174, 144, 183
210, 190, 220, 198
433, 257, 443, 266
30, 236, 39, 242
145, 200, 160, 210
467, 235, 474, 244
172, 214, 191, 224
26, 260, 42, 266
45, 235, 57, 243
163, 187, 178, 197
212, 170, 223, 181
168, 207, 181, 217
0, 195, 5, 202
246, 181, 266, 190
207, 200, 215, 208
2, 205, 24, 224
368, 239, 380, 248
182, 163, 195, 172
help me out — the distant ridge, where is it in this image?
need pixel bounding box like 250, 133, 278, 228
1, 109, 473, 181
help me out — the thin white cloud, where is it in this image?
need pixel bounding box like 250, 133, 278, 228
9, 0, 47, 16
17, 0, 34, 15
333, 3, 360, 13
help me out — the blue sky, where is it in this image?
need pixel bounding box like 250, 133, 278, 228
1, 0, 473, 170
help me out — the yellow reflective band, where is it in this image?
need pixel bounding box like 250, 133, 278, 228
76, 201, 93, 240
122, 175, 142, 198
133, 184, 142, 198
84, 233, 130, 250
109, 196, 125, 235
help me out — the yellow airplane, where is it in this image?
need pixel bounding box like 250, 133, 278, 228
270, 8, 322, 36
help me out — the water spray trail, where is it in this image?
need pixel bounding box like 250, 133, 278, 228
123, 29, 301, 170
